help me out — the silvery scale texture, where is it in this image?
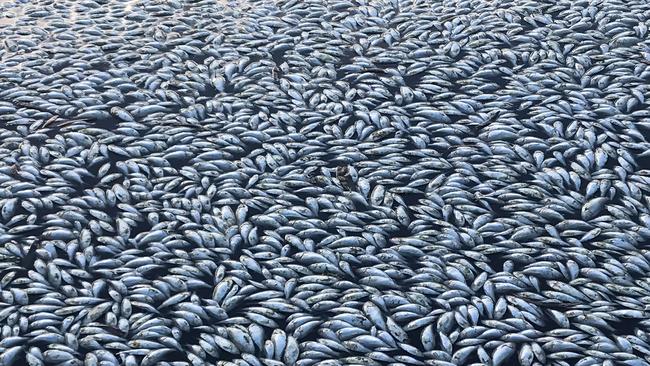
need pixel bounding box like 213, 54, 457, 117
0, 0, 650, 365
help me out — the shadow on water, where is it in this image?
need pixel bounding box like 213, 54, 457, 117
403, 71, 425, 88
90, 114, 123, 131
270, 48, 286, 66
612, 317, 643, 336
636, 153, 650, 171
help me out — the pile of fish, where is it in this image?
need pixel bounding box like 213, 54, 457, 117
1, 0, 650, 364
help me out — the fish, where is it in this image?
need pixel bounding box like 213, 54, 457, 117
0, 0, 648, 365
